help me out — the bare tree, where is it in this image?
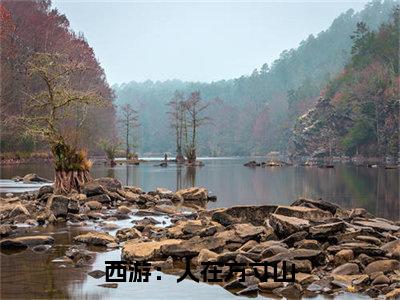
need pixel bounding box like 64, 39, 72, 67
167, 91, 185, 162
184, 91, 210, 163
119, 103, 139, 159
20, 52, 108, 194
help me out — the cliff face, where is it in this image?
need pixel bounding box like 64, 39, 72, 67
289, 11, 399, 160
289, 97, 352, 158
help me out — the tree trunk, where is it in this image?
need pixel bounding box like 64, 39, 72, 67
54, 169, 91, 194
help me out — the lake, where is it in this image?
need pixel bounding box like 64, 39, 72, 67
1, 157, 399, 220
0, 157, 398, 299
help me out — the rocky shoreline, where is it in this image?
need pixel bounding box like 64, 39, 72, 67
1, 176, 400, 299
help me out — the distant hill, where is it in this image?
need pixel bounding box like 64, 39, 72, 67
290, 7, 399, 159
114, 0, 398, 156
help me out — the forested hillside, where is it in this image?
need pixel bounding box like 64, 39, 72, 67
0, 0, 116, 156
290, 9, 399, 159
114, 0, 397, 156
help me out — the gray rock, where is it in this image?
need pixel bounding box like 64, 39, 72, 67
331, 263, 360, 275
274, 205, 332, 221
364, 260, 400, 275
23, 173, 51, 183
309, 221, 346, 236
93, 177, 122, 192
82, 182, 107, 197
88, 270, 106, 279
37, 185, 54, 198
86, 194, 111, 204
212, 205, 277, 226
47, 195, 70, 218
269, 213, 310, 238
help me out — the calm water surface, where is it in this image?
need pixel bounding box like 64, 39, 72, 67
0, 157, 398, 299
1, 157, 399, 219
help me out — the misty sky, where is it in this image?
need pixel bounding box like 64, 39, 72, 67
53, 1, 368, 85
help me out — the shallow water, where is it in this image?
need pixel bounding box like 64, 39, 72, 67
0, 158, 398, 299
1, 157, 399, 219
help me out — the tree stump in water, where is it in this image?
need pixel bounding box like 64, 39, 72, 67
54, 170, 91, 194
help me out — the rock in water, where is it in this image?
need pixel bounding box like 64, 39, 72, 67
174, 187, 208, 201
73, 232, 116, 246
47, 195, 70, 218
22, 173, 51, 183
1, 235, 54, 249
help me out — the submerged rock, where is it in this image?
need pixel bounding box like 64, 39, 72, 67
0, 235, 54, 249
73, 232, 116, 246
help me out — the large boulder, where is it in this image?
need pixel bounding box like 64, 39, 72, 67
309, 221, 346, 236
22, 173, 51, 183
274, 206, 332, 221
85, 200, 102, 210
269, 213, 310, 238
364, 259, 400, 275
117, 189, 140, 202
291, 198, 340, 215
196, 249, 218, 265
82, 182, 107, 197
327, 242, 385, 256
331, 263, 360, 275
46, 195, 70, 217
116, 228, 142, 242
73, 232, 116, 246
212, 205, 277, 226
122, 239, 182, 261
174, 187, 208, 202
381, 240, 400, 258
156, 188, 174, 198
37, 185, 54, 198
231, 223, 265, 240
353, 219, 400, 232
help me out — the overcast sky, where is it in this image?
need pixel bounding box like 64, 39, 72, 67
52, 1, 368, 85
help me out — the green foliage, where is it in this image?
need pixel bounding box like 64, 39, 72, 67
293, 4, 399, 158
341, 118, 375, 154
52, 142, 91, 171
98, 139, 121, 161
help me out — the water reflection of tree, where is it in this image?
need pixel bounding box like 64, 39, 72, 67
176, 166, 196, 190
125, 165, 140, 187
176, 165, 183, 190
184, 166, 196, 188
299, 166, 399, 220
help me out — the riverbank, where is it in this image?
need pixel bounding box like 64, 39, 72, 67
1, 177, 399, 299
